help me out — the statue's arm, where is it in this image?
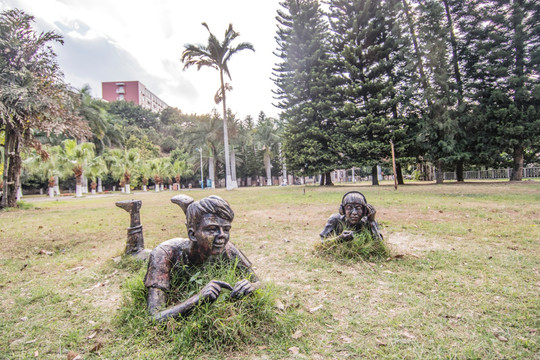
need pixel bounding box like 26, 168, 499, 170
320, 214, 342, 242
365, 203, 383, 241
147, 287, 200, 322
226, 245, 261, 299
148, 280, 233, 322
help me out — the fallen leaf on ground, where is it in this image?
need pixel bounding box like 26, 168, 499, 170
91, 341, 103, 352
288, 346, 300, 355
309, 305, 323, 313
402, 330, 416, 339
275, 299, 285, 311
496, 334, 508, 342
257, 346, 267, 350
375, 338, 387, 346
112, 256, 121, 263
66, 266, 84, 272
88, 331, 97, 339
82, 281, 108, 293
66, 351, 79, 360
340, 336, 352, 344
34, 351, 38, 357
38, 249, 53, 256
292, 330, 303, 339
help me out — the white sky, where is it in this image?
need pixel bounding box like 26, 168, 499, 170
1, 0, 282, 119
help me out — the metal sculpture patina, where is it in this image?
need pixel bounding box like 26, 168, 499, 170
144, 194, 260, 322
319, 191, 383, 242
115, 200, 151, 260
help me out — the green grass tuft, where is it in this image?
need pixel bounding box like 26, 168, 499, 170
315, 229, 391, 261
116, 259, 298, 358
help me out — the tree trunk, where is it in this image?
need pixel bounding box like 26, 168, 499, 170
125, 183, 131, 194
75, 176, 83, 197
208, 156, 216, 189
231, 147, 238, 188
402, 0, 432, 107
435, 161, 444, 184
511, 145, 524, 181
220, 69, 233, 190
280, 143, 287, 184
396, 162, 404, 185
325, 172, 333, 186
443, 0, 464, 106
371, 166, 379, 186
2, 125, 22, 208
456, 161, 464, 182
54, 176, 60, 195
319, 174, 325, 186
264, 153, 272, 186
97, 177, 103, 192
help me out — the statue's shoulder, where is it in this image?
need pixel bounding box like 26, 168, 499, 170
149, 238, 190, 258
224, 242, 252, 268
326, 213, 344, 223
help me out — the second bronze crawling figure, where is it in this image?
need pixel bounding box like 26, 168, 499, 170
319, 191, 383, 243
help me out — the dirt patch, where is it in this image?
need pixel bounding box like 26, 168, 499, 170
386, 232, 452, 256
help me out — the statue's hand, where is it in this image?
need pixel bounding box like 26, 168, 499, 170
230, 279, 255, 300
341, 230, 354, 241
199, 280, 233, 303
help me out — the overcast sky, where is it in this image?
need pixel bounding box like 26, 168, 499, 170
1, 0, 282, 119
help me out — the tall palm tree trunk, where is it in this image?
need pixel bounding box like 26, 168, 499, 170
220, 69, 234, 190
264, 153, 272, 186
231, 147, 238, 187
208, 156, 216, 189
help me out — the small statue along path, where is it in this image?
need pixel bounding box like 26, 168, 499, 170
319, 191, 383, 243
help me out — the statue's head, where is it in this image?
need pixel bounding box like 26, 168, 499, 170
339, 191, 367, 225
185, 195, 235, 255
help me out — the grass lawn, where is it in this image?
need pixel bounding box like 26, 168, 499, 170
1, 181, 539, 359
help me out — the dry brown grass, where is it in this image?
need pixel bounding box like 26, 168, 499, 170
1, 181, 539, 359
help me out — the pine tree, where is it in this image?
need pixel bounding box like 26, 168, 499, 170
463, 0, 540, 180
273, 0, 341, 185
328, 0, 414, 185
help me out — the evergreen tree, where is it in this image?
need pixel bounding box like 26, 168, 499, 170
463, 0, 540, 180
273, 0, 341, 185
328, 0, 413, 185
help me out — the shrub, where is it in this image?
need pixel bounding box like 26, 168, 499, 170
116, 258, 298, 357
315, 229, 391, 261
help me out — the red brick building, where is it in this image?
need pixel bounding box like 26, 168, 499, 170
101, 81, 168, 113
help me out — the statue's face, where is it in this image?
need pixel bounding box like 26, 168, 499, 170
344, 202, 364, 225
194, 213, 231, 255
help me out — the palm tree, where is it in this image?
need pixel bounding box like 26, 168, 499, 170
181, 22, 254, 190
170, 159, 192, 189
109, 148, 140, 194
138, 161, 152, 192
24, 147, 61, 197
183, 112, 223, 189
86, 156, 107, 194
254, 117, 281, 186
57, 139, 95, 197
149, 158, 166, 192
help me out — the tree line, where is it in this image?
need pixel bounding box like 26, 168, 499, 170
273, 0, 539, 185
0, 9, 282, 208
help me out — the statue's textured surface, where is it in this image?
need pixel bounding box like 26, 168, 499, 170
144, 195, 259, 322
320, 191, 383, 242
